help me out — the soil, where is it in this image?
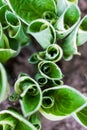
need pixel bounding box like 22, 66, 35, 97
4, 0, 87, 130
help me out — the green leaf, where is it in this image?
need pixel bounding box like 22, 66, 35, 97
77, 15, 87, 46
55, 4, 81, 39
38, 61, 63, 80
40, 85, 86, 121
45, 44, 63, 62
35, 73, 48, 87
0, 49, 16, 62
27, 19, 56, 49
5, 11, 29, 45
56, 0, 78, 16
60, 26, 79, 60
0, 63, 9, 103
6, 0, 56, 24
0, 23, 18, 62
0, 110, 36, 130
0, 4, 9, 28
28, 112, 41, 130
28, 53, 39, 65
15, 75, 42, 117
73, 104, 87, 128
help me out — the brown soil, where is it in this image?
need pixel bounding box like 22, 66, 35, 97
4, 0, 87, 130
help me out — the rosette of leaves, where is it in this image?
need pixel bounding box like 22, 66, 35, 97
0, 63, 9, 103
0, 110, 37, 130
40, 85, 86, 121
27, 19, 56, 49
5, 11, 29, 45
38, 61, 63, 80
14, 75, 42, 117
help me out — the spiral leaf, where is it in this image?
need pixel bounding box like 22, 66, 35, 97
45, 44, 63, 62
38, 61, 63, 80
40, 85, 86, 121
35, 73, 48, 87
15, 75, 42, 117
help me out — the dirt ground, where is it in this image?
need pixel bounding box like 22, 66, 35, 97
4, 0, 87, 130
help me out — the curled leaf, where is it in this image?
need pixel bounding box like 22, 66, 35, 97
38, 61, 63, 80
40, 85, 86, 121
55, 4, 81, 39
60, 25, 79, 60
28, 112, 41, 130
29, 53, 39, 65
5, 11, 29, 45
45, 44, 63, 62
35, 73, 48, 87
27, 19, 56, 49
0, 110, 36, 130
56, 0, 78, 17
15, 75, 42, 117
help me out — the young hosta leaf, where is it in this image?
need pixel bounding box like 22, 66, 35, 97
0, 63, 9, 103
77, 15, 87, 46
0, 110, 36, 130
36, 44, 63, 62
47, 79, 63, 88
60, 15, 87, 60
40, 85, 86, 121
15, 75, 42, 117
27, 19, 56, 49
35, 73, 48, 87
55, 4, 81, 39
56, 0, 78, 17
5, 11, 29, 45
6, 0, 56, 25
45, 44, 63, 62
29, 53, 39, 65
73, 104, 87, 128
28, 112, 41, 130
38, 61, 63, 80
